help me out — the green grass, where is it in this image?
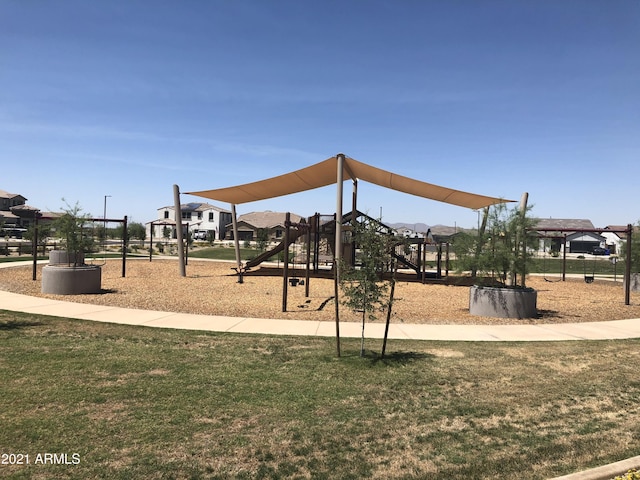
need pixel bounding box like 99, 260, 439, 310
189, 246, 278, 262
1, 310, 640, 479
529, 257, 627, 276
0, 253, 147, 264
445, 257, 627, 277
0, 255, 48, 263
7, 246, 621, 278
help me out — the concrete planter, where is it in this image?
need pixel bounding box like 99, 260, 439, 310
469, 285, 537, 319
48, 250, 85, 266
41, 250, 101, 295
625, 273, 640, 293
41, 264, 102, 295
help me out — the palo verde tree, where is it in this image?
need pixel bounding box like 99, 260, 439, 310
620, 220, 640, 274
53, 199, 94, 266
339, 216, 408, 357
454, 201, 535, 287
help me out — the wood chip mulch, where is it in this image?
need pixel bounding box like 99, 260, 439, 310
1, 259, 639, 325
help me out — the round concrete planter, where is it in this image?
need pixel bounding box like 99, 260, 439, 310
624, 273, 640, 293
469, 285, 537, 319
48, 250, 85, 266
41, 264, 102, 295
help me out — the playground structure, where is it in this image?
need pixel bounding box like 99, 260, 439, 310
181, 153, 516, 355
231, 210, 453, 312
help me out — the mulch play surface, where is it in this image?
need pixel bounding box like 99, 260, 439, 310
1, 259, 639, 325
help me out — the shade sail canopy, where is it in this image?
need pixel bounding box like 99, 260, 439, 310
188, 156, 513, 210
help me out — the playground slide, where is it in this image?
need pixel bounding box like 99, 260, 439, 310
245, 230, 304, 269
392, 251, 420, 274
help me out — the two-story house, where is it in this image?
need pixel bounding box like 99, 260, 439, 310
147, 203, 232, 241
0, 189, 40, 234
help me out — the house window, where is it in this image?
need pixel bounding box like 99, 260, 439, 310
182, 211, 191, 220
197, 212, 202, 220
275, 229, 283, 238
164, 211, 169, 219
209, 212, 214, 221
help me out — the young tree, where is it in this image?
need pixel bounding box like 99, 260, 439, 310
453, 202, 535, 287
54, 199, 94, 266
339, 217, 407, 357
620, 221, 640, 273
127, 222, 147, 241
256, 228, 269, 252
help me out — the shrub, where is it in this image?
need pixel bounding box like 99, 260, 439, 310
613, 469, 640, 480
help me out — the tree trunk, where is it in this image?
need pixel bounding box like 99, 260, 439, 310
381, 261, 398, 358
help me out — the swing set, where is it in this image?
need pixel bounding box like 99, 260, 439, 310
540, 237, 563, 283
533, 224, 634, 305
29, 213, 130, 281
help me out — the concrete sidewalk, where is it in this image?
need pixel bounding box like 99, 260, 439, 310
2, 289, 640, 342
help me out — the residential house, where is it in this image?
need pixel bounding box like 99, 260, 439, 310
602, 225, 635, 255
393, 226, 426, 239
533, 218, 606, 254
225, 211, 304, 241
0, 189, 39, 234
147, 203, 232, 241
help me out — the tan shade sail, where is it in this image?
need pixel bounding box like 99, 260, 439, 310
188, 156, 513, 209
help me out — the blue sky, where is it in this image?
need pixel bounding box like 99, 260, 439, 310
2, 1, 638, 228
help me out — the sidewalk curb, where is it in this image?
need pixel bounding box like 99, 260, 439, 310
549, 455, 640, 480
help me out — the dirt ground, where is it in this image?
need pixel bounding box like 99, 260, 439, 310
1, 259, 639, 325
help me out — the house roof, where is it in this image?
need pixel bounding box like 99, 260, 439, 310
533, 218, 595, 231
429, 225, 462, 237
604, 225, 638, 240
188, 156, 513, 210
0, 189, 24, 200
235, 211, 304, 229
10, 204, 39, 213
0, 211, 19, 221
160, 202, 231, 213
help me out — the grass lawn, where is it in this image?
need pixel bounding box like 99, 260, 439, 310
528, 256, 627, 277
188, 246, 268, 262
1, 310, 640, 479
186, 248, 627, 278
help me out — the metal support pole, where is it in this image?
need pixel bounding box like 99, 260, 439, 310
562, 234, 567, 281
305, 218, 311, 297
314, 213, 320, 273
282, 212, 290, 312
185, 223, 189, 266
149, 222, 154, 262
173, 184, 186, 277
422, 241, 427, 283
32, 212, 39, 281
625, 224, 632, 306
122, 216, 128, 277
231, 204, 241, 272
445, 243, 450, 277
334, 153, 345, 357
351, 178, 358, 267
335, 154, 344, 270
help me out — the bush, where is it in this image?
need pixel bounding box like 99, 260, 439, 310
613, 469, 640, 480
